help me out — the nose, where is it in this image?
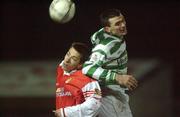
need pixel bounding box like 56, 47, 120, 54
64, 57, 70, 64
121, 22, 126, 27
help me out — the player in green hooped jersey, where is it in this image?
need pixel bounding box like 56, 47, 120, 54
82, 9, 138, 117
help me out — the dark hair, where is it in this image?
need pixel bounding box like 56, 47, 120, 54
100, 9, 121, 27
71, 42, 90, 63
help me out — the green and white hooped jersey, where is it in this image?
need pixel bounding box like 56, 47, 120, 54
83, 28, 128, 85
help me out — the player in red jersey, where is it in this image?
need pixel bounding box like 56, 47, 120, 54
54, 42, 102, 117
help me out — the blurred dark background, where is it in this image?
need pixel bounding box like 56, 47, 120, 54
0, 0, 180, 117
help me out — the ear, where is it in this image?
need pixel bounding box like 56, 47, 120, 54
104, 26, 111, 33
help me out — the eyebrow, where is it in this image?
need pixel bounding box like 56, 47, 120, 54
72, 56, 79, 60
115, 21, 121, 25
68, 51, 80, 60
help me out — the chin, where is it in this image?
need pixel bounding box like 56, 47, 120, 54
62, 67, 67, 71
122, 32, 127, 35
121, 31, 127, 36
117, 33, 126, 37
62, 65, 68, 71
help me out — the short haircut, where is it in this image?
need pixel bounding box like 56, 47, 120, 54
100, 9, 122, 27
71, 42, 90, 63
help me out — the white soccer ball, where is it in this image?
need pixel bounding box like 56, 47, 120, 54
49, 0, 75, 23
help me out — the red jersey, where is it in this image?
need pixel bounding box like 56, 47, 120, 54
56, 65, 101, 117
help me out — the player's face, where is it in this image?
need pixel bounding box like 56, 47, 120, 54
107, 15, 127, 37
62, 47, 82, 72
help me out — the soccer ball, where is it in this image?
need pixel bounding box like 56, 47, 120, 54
49, 0, 75, 23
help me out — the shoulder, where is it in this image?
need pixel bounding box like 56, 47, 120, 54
66, 70, 100, 90
91, 28, 104, 45
74, 70, 96, 83
93, 39, 121, 53
57, 65, 63, 74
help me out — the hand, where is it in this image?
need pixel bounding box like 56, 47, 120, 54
115, 74, 138, 91
53, 109, 62, 117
